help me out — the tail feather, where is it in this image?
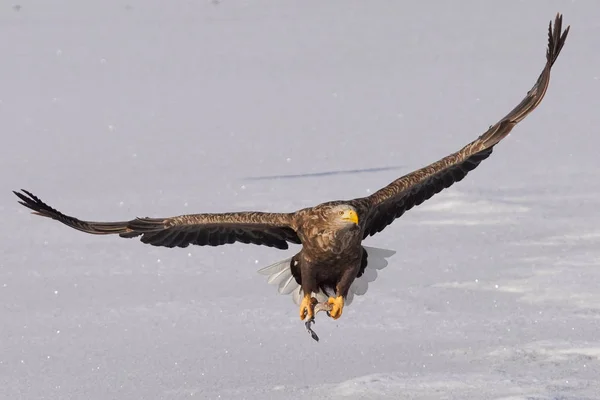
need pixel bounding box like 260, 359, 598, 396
257, 256, 293, 276
257, 256, 300, 295
266, 266, 291, 286
345, 246, 396, 304
278, 274, 298, 295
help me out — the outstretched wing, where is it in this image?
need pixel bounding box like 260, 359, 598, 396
14, 189, 301, 249
359, 13, 569, 238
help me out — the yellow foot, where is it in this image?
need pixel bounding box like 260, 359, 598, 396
299, 294, 318, 320
327, 296, 345, 320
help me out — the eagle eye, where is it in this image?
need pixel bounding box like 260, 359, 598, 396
338, 210, 344, 216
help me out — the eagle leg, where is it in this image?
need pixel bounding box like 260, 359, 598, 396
327, 296, 345, 319
299, 294, 318, 321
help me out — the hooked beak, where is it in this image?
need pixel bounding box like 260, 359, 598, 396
342, 209, 359, 225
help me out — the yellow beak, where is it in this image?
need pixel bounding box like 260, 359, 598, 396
343, 209, 359, 225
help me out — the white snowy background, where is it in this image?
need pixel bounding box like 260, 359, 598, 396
2, 1, 600, 399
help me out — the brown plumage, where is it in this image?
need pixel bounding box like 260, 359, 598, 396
15, 14, 569, 326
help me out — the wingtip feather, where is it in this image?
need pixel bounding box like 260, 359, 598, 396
546, 12, 570, 66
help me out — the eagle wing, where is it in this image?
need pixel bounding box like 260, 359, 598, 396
14, 189, 300, 250
358, 13, 569, 238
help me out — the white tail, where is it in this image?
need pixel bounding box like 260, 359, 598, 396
257, 246, 396, 306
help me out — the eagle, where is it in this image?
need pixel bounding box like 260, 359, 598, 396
15, 14, 568, 337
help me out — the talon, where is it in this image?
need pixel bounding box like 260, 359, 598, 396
299, 294, 318, 320
327, 296, 344, 320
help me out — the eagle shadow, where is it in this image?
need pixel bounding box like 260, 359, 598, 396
243, 165, 406, 181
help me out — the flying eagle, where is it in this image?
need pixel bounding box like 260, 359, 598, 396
15, 14, 568, 337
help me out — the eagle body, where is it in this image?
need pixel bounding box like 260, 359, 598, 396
289, 202, 365, 303
14, 14, 570, 329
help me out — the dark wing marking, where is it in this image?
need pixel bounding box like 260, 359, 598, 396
359, 13, 569, 238
356, 246, 369, 278
14, 189, 300, 250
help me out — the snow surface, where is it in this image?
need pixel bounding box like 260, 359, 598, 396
2, 1, 600, 399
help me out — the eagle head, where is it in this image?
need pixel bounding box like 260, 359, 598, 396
329, 204, 359, 228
